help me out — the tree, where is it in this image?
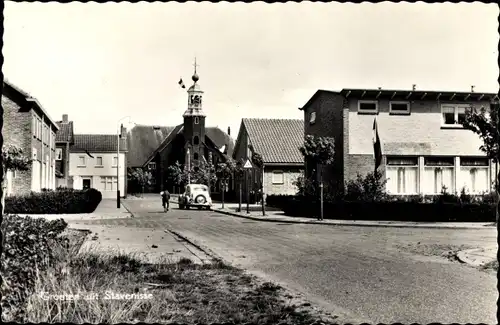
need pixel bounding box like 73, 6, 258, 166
127, 167, 153, 196
299, 135, 335, 220
462, 103, 500, 222
216, 157, 239, 208
2, 145, 31, 215
166, 161, 183, 187
299, 134, 335, 188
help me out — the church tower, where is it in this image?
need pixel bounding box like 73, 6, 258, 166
183, 58, 206, 166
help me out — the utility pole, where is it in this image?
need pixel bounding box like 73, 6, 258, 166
261, 164, 266, 216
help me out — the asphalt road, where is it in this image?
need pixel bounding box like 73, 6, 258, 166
83, 198, 498, 324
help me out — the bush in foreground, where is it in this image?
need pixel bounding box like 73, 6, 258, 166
1, 214, 69, 321
5, 188, 102, 214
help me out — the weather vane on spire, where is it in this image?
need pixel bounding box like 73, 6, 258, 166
193, 57, 199, 74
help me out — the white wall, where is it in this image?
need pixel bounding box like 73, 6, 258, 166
69, 152, 126, 198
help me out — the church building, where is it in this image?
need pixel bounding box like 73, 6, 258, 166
126, 64, 234, 193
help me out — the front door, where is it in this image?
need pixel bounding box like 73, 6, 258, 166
82, 178, 91, 190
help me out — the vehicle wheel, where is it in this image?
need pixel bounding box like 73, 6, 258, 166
194, 195, 207, 204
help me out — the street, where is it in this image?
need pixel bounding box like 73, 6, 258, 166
78, 198, 498, 324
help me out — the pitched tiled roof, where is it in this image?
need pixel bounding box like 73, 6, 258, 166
127, 125, 177, 167
241, 118, 304, 164
206, 127, 235, 157
126, 124, 235, 167
55, 121, 74, 143
71, 134, 127, 153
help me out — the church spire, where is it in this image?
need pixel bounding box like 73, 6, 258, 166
183, 57, 205, 117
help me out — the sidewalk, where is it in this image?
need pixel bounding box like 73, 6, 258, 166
212, 203, 497, 230
456, 246, 498, 268
68, 222, 212, 265
13, 199, 133, 221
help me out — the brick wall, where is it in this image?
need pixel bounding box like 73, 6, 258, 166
2, 95, 32, 195
302, 91, 346, 194
263, 167, 302, 196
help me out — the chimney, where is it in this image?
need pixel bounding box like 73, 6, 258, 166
412, 84, 417, 91
227, 126, 231, 136
120, 125, 127, 139
62, 114, 68, 123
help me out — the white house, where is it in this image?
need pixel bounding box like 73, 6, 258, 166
69, 134, 127, 199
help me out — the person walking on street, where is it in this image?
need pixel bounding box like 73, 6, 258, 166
160, 189, 171, 212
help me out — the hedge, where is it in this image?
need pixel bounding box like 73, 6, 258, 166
5, 188, 102, 214
266, 194, 496, 222
1, 214, 69, 321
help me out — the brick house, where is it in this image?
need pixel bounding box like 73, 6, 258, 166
2, 79, 59, 196
233, 118, 304, 199
126, 71, 234, 194
55, 114, 75, 188
68, 133, 128, 199
299, 87, 500, 196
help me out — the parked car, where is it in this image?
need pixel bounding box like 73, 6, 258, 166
178, 184, 212, 210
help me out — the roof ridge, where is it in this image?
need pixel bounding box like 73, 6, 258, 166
243, 117, 303, 121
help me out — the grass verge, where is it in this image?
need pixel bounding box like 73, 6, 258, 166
23, 229, 337, 324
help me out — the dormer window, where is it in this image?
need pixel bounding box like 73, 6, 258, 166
358, 100, 378, 114
309, 111, 316, 125
389, 101, 410, 115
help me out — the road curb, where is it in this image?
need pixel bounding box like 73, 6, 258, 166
213, 209, 494, 230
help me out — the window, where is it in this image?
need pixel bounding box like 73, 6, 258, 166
310, 111, 316, 124
149, 162, 156, 170
386, 157, 418, 194
194, 117, 199, 124
96, 157, 103, 166
113, 156, 118, 166
193, 153, 199, 160
78, 156, 86, 167
55, 148, 63, 161
459, 158, 490, 194
32, 116, 36, 136
441, 104, 469, 126
38, 119, 42, 139
101, 176, 117, 191
272, 171, 284, 184
193, 136, 199, 145
358, 100, 378, 114
389, 101, 410, 115
422, 157, 455, 194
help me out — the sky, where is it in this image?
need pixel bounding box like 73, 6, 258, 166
3, 2, 499, 139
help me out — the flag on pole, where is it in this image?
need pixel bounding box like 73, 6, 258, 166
373, 118, 382, 173
84, 150, 94, 158
178, 78, 186, 89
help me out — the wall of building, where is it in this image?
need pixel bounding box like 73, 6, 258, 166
346, 98, 490, 156
302, 91, 346, 194
263, 166, 302, 196
69, 152, 126, 198
31, 110, 57, 192
344, 97, 494, 194
2, 95, 32, 195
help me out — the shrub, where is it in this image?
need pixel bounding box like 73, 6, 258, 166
5, 188, 102, 214
279, 199, 495, 222
1, 214, 69, 321
344, 171, 387, 202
